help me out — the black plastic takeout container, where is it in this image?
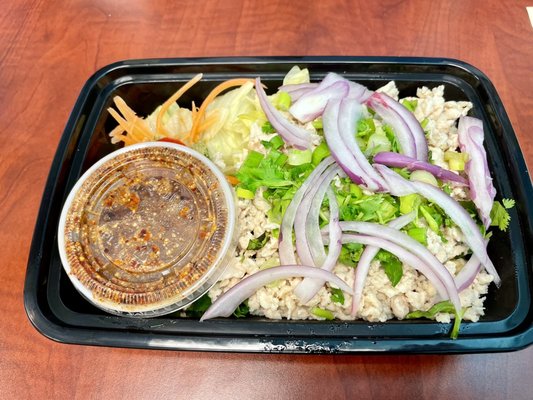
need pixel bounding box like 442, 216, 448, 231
24, 57, 533, 353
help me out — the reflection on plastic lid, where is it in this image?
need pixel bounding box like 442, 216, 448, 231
58, 142, 236, 317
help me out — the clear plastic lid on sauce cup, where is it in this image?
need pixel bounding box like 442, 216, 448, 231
58, 142, 237, 317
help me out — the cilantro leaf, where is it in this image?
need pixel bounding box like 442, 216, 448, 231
502, 198, 515, 209
233, 301, 250, 318
247, 232, 269, 250
406, 300, 464, 339
185, 294, 212, 318
376, 250, 403, 286
490, 200, 513, 231
330, 288, 345, 305
339, 242, 364, 267
262, 121, 276, 133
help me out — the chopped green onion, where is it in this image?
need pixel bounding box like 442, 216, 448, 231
407, 227, 427, 245
311, 141, 331, 166
242, 151, 264, 168
419, 204, 440, 233
400, 98, 418, 112
236, 187, 255, 199
311, 307, 335, 320
400, 193, 422, 214
262, 121, 276, 134
410, 170, 439, 186
287, 149, 312, 166
444, 151, 468, 171
312, 118, 323, 130
274, 91, 292, 111
269, 135, 284, 150
349, 183, 363, 199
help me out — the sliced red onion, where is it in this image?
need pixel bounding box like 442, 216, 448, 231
279, 83, 319, 101
374, 164, 500, 286
304, 167, 342, 265
455, 237, 489, 292
328, 233, 454, 310
315, 72, 372, 102
365, 92, 423, 160
410, 180, 499, 286
289, 81, 349, 123
279, 157, 336, 265
458, 116, 496, 229
294, 188, 343, 303
346, 80, 373, 102
199, 265, 353, 321
294, 164, 340, 266
373, 163, 415, 196
374, 151, 468, 185
323, 220, 461, 312
322, 98, 367, 186
338, 99, 388, 191
279, 82, 318, 93
455, 255, 482, 292
255, 77, 312, 149
350, 212, 415, 317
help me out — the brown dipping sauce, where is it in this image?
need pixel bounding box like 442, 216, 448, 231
60, 144, 235, 316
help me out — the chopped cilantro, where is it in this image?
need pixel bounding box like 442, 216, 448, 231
376, 250, 403, 286
339, 242, 364, 267
185, 294, 212, 318
261, 121, 276, 134
406, 300, 464, 339
233, 301, 250, 318
490, 199, 515, 231
247, 232, 269, 250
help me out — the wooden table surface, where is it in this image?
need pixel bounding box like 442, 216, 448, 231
1, 0, 532, 398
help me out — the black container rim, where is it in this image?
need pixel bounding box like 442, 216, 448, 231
24, 56, 533, 354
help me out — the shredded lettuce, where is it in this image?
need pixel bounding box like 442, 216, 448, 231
282, 65, 310, 85
202, 82, 258, 173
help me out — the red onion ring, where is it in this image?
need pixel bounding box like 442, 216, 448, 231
374, 151, 468, 185
458, 116, 496, 229
294, 188, 343, 303
255, 77, 312, 149
279, 157, 336, 265
200, 265, 353, 321
350, 212, 415, 317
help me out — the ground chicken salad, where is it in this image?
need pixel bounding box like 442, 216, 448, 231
106, 66, 514, 337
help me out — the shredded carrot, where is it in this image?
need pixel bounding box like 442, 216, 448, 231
114, 97, 153, 140
156, 73, 203, 137
226, 175, 240, 186
189, 78, 254, 143
107, 108, 147, 143
197, 111, 220, 133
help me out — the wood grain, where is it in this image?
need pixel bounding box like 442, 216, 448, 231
1, 1, 532, 399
